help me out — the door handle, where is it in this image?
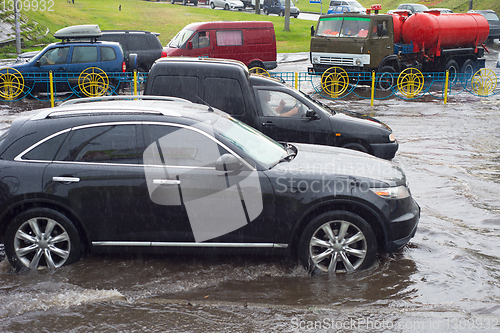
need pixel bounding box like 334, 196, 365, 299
52, 176, 80, 183
262, 121, 275, 127
153, 179, 181, 185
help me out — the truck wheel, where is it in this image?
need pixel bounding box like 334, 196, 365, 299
444, 59, 459, 85
4, 208, 83, 271
263, 8, 268, 14
298, 211, 377, 274
378, 66, 396, 91
461, 59, 475, 82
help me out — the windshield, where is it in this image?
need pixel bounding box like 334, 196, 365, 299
347, 0, 363, 8
316, 17, 370, 38
413, 4, 429, 11
213, 116, 286, 169
168, 28, 195, 48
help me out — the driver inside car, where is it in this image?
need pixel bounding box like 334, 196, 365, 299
259, 90, 299, 117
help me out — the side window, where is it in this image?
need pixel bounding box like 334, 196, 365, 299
128, 35, 151, 50
56, 125, 141, 164
257, 90, 301, 118
101, 46, 117, 61
39, 47, 70, 66
191, 31, 210, 49
216, 30, 243, 46
22, 132, 68, 161
204, 77, 245, 115
372, 20, 389, 37
149, 75, 199, 102
71, 46, 98, 64
144, 125, 229, 167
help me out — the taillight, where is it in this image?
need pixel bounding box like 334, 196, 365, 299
161, 51, 167, 58
122, 61, 126, 72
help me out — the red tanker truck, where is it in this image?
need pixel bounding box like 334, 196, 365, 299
309, 5, 489, 82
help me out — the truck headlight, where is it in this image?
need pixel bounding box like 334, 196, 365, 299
355, 58, 363, 66
370, 186, 410, 199
312, 56, 320, 64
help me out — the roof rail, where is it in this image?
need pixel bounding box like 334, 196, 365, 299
59, 95, 192, 106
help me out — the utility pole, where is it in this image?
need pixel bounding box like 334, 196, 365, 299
255, 0, 260, 15
14, 0, 22, 54
284, 0, 290, 31
468, 0, 473, 11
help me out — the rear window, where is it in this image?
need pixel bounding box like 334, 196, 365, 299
204, 77, 245, 115
216, 30, 243, 46
128, 35, 152, 50
150, 75, 199, 103
101, 46, 117, 61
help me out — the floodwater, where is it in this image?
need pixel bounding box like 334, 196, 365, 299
0, 50, 500, 332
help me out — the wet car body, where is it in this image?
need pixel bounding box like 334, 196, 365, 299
0, 97, 419, 273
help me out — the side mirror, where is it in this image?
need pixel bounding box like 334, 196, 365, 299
305, 109, 319, 119
215, 154, 242, 172
310, 25, 315, 37
187, 41, 193, 50
35, 60, 41, 67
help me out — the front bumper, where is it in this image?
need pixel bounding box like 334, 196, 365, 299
384, 198, 420, 252
370, 141, 399, 160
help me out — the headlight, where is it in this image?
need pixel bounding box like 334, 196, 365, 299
370, 186, 410, 199
389, 133, 396, 142
312, 56, 320, 64
355, 58, 362, 66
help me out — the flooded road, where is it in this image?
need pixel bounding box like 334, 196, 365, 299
0, 51, 500, 332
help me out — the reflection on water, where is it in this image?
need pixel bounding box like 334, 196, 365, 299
0, 88, 500, 332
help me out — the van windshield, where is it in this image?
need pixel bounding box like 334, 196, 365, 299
168, 28, 195, 48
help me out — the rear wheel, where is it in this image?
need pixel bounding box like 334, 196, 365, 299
224, 3, 229, 9
210, 1, 215, 8
461, 59, 475, 83
444, 59, 459, 85
171, 0, 175, 3
298, 211, 377, 274
182, 0, 187, 5
263, 7, 268, 14
279, 10, 285, 16
4, 208, 83, 271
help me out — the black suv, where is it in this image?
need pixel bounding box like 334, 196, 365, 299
98, 30, 166, 71
0, 96, 419, 273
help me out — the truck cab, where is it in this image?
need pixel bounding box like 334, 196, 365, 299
310, 13, 395, 73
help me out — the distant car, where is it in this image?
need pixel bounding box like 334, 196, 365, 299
386, 9, 411, 15
2, 25, 126, 94
396, 3, 429, 13
428, 7, 453, 13
468, 9, 500, 42
263, 0, 300, 17
98, 30, 167, 72
0, 96, 420, 273
209, 0, 244, 10
328, 0, 365, 14
170, 0, 198, 6
327, 5, 355, 14
14, 50, 40, 64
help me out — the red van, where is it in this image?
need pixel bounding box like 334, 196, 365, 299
164, 21, 277, 70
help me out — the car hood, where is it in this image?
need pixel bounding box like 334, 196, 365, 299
272, 143, 405, 187
333, 110, 391, 130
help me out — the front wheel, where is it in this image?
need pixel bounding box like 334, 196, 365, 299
298, 211, 377, 274
210, 1, 215, 8
279, 10, 284, 16
4, 208, 83, 271
224, 3, 229, 9
378, 65, 396, 91
263, 8, 269, 14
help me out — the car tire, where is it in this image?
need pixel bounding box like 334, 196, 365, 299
182, 0, 187, 5
279, 10, 284, 16
378, 65, 396, 91
4, 208, 83, 271
263, 8, 268, 14
225, 3, 229, 10
193, 1, 198, 5
171, 0, 175, 3
210, 1, 215, 8
298, 211, 377, 274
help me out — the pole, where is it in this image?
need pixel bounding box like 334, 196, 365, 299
468, 0, 473, 11
14, 0, 21, 55
284, 0, 290, 31
370, 71, 375, 106
444, 70, 449, 104
49, 71, 55, 108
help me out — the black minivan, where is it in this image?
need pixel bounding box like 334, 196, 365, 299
144, 58, 398, 160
